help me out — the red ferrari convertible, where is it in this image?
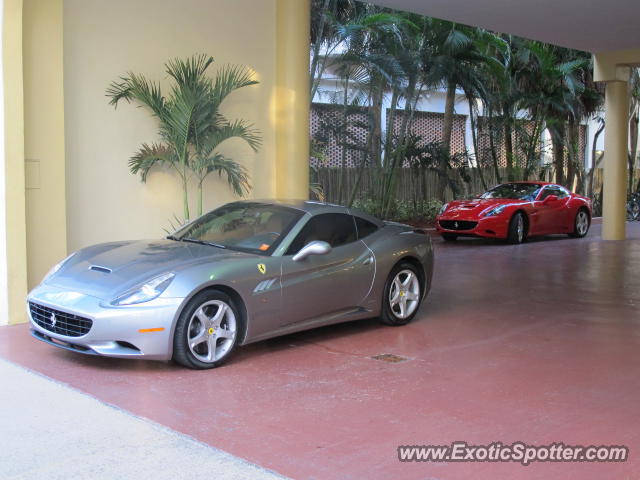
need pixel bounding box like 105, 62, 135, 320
436, 182, 592, 244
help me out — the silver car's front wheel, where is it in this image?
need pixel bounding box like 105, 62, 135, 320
187, 300, 237, 363
380, 263, 423, 326
173, 291, 242, 369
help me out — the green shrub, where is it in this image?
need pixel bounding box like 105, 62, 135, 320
351, 198, 443, 223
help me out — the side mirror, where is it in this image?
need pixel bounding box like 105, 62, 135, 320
292, 240, 332, 262
543, 194, 559, 204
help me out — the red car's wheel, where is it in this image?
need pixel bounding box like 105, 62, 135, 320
569, 209, 590, 238
507, 212, 527, 244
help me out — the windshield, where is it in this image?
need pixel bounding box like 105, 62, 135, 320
480, 183, 542, 201
173, 203, 303, 255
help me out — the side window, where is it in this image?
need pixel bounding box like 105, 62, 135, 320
286, 213, 357, 255
354, 216, 378, 239
540, 186, 564, 200
557, 186, 570, 198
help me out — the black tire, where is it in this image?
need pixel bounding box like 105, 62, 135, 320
173, 290, 243, 369
569, 208, 590, 238
506, 212, 526, 244
379, 262, 423, 326
442, 233, 458, 242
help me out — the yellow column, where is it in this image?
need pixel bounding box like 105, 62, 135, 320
274, 0, 310, 199
23, 0, 67, 289
602, 81, 629, 240
2, 0, 28, 324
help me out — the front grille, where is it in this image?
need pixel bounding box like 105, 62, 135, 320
439, 220, 478, 231
29, 302, 92, 337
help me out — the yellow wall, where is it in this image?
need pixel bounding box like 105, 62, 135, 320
23, 0, 67, 289
2, 0, 28, 324
63, 0, 278, 251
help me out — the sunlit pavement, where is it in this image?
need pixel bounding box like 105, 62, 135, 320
1, 221, 639, 480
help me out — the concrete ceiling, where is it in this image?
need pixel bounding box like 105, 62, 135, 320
367, 0, 640, 53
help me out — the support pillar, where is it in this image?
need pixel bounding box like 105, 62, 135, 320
602, 80, 629, 240
274, 0, 310, 199
1, 0, 28, 325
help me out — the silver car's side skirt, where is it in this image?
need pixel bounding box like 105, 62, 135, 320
242, 307, 373, 345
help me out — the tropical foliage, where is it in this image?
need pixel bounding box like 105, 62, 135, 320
107, 54, 261, 221
310, 1, 635, 221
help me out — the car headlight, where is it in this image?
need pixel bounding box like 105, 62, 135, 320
42, 252, 77, 283
438, 203, 449, 216
483, 205, 507, 217
112, 272, 175, 306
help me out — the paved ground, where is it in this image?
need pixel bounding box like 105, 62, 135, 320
1, 221, 639, 479
0, 359, 287, 480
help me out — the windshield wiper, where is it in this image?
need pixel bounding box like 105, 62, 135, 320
166, 235, 180, 241
181, 237, 227, 249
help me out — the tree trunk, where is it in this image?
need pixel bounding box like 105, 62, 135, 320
197, 179, 203, 217
550, 124, 566, 186
310, 0, 331, 101
588, 120, 605, 199
629, 110, 639, 192
566, 119, 579, 191
441, 81, 456, 153
486, 107, 502, 184
182, 174, 190, 221
438, 80, 457, 199
370, 80, 384, 168
504, 119, 515, 182
467, 97, 488, 191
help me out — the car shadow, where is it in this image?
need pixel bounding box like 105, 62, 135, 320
434, 233, 578, 247
49, 316, 390, 372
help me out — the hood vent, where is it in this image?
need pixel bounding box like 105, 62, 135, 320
89, 265, 112, 274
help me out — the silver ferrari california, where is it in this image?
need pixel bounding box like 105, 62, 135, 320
28, 201, 434, 369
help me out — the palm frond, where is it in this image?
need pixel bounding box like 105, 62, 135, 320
204, 154, 251, 197
211, 64, 258, 107
165, 54, 214, 88
106, 73, 167, 119
128, 143, 175, 182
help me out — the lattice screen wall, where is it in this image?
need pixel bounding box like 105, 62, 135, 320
310, 103, 369, 168
311, 104, 587, 169
388, 110, 467, 155
577, 125, 587, 167
476, 118, 540, 168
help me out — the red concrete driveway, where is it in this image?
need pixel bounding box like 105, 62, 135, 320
1, 221, 639, 479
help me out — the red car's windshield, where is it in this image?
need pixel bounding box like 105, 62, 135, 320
480, 183, 542, 201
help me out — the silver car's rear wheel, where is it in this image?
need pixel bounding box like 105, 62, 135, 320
173, 290, 242, 369
380, 262, 423, 326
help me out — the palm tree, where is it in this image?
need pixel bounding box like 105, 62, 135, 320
527, 45, 602, 187
421, 20, 490, 194
107, 54, 261, 221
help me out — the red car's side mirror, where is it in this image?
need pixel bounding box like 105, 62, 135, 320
543, 194, 559, 204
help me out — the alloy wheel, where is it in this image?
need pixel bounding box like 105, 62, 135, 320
388, 269, 421, 319
576, 211, 589, 236
187, 300, 237, 363
515, 215, 524, 243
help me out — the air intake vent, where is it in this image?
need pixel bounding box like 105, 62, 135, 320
89, 265, 112, 274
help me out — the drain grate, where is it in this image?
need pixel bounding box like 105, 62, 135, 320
370, 353, 409, 363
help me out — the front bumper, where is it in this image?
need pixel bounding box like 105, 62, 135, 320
27, 283, 183, 360
435, 215, 510, 239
